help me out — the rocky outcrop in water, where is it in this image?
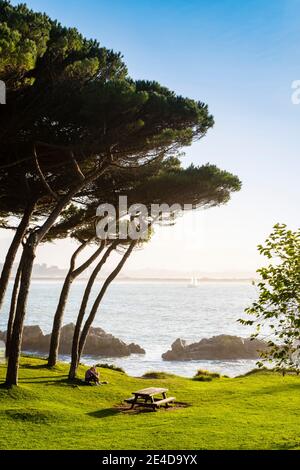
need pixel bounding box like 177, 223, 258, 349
0, 323, 145, 357
162, 335, 268, 361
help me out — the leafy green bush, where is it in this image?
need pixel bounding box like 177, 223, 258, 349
95, 364, 125, 374
194, 369, 221, 379
239, 224, 300, 372
193, 375, 213, 382
142, 371, 176, 379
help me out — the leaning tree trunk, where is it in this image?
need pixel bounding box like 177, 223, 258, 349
5, 232, 37, 386
47, 271, 75, 367
47, 242, 88, 367
68, 242, 118, 379
47, 241, 104, 367
0, 202, 35, 311
5, 159, 109, 386
69, 241, 136, 380
5, 257, 23, 358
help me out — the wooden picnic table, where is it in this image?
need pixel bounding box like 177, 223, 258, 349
125, 387, 175, 411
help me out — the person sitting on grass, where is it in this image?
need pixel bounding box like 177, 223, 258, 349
85, 366, 100, 385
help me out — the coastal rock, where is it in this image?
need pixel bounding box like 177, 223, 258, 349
0, 323, 145, 358
128, 343, 146, 354
162, 335, 268, 361
172, 338, 187, 352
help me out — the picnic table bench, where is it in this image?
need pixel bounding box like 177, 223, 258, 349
125, 387, 175, 411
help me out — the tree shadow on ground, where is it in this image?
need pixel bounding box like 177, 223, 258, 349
19, 376, 67, 383
19, 377, 86, 387
0, 383, 10, 390
276, 441, 300, 450
20, 363, 49, 370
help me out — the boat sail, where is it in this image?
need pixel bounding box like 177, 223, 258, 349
188, 277, 199, 288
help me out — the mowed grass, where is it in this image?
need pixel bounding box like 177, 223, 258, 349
0, 357, 299, 450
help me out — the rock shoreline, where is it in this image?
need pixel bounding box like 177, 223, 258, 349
0, 327, 269, 361
0, 323, 145, 358
162, 335, 268, 361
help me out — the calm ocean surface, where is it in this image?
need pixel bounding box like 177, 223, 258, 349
1, 280, 259, 377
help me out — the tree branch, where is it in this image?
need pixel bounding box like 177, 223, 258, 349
33, 145, 59, 201
69, 151, 85, 182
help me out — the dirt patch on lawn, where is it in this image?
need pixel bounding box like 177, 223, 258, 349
116, 401, 190, 414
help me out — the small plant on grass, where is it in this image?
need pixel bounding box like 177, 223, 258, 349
142, 371, 176, 379
95, 364, 125, 373
193, 369, 221, 381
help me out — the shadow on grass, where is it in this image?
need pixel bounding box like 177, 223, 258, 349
114, 402, 190, 415
0, 382, 10, 390
87, 408, 120, 419
87, 404, 179, 417
20, 363, 50, 370
88, 404, 164, 418
277, 441, 300, 450
15, 373, 105, 390
19, 377, 90, 388
19, 376, 68, 384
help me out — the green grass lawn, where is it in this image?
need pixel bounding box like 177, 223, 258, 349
0, 357, 299, 450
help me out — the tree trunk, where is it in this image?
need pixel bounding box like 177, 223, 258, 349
47, 242, 88, 367
68, 242, 118, 380
47, 242, 104, 367
5, 257, 23, 358
5, 233, 37, 387
0, 202, 35, 310
5, 160, 109, 386
47, 272, 74, 367
69, 241, 136, 380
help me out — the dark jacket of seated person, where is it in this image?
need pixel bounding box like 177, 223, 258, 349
85, 366, 100, 384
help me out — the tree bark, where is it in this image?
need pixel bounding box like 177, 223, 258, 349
47, 241, 104, 367
69, 241, 136, 380
5, 257, 23, 358
0, 202, 35, 310
5, 232, 37, 386
68, 241, 118, 379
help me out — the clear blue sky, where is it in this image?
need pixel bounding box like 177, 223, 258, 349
2, 0, 300, 276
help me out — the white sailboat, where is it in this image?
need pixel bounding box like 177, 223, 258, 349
188, 277, 199, 288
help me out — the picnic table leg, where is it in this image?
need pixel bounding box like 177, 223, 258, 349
162, 392, 170, 408
151, 396, 157, 412
130, 396, 138, 409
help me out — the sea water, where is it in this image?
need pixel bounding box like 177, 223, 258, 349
1, 280, 259, 377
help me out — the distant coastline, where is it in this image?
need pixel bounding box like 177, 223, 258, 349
2, 262, 257, 282
9, 276, 257, 283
